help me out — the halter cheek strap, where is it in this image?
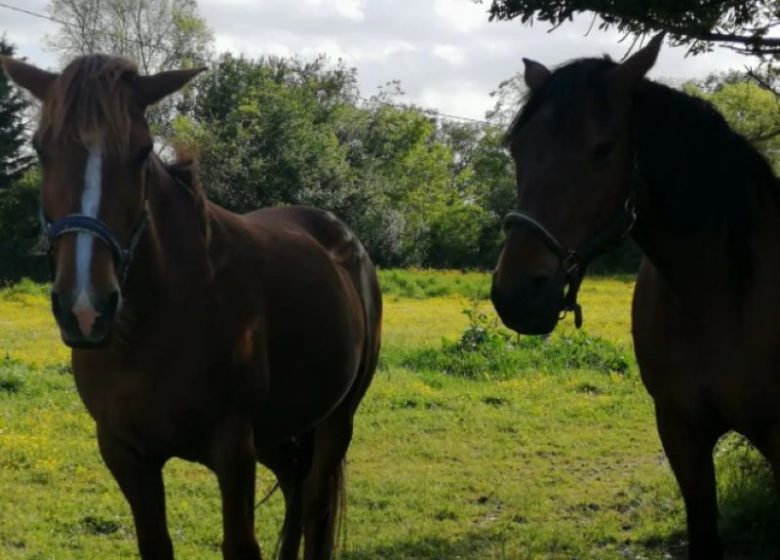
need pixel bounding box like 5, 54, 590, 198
503, 194, 637, 328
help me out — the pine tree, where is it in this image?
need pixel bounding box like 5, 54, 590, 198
0, 38, 32, 190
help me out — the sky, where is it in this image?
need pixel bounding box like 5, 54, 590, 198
0, 0, 752, 122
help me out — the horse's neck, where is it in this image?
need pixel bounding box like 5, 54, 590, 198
125, 162, 213, 307
632, 181, 780, 309
628, 84, 780, 307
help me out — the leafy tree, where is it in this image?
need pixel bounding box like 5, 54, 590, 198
485, 72, 526, 127
0, 167, 46, 283
445, 126, 516, 267
426, 200, 494, 268
483, 0, 780, 56
176, 54, 465, 267
179, 54, 355, 210
685, 76, 780, 170
0, 38, 33, 191
46, 0, 213, 134
46, 0, 213, 74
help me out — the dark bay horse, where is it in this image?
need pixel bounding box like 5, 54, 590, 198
1, 54, 381, 560
491, 35, 780, 559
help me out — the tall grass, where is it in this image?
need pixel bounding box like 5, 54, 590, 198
0, 277, 49, 301
378, 269, 491, 299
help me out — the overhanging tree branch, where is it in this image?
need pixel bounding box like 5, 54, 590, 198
482, 0, 780, 56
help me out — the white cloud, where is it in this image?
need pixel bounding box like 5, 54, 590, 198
419, 84, 493, 121
302, 0, 366, 21
0, 0, 755, 120
433, 44, 466, 66
433, 0, 489, 34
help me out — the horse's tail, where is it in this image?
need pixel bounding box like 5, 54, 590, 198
327, 456, 348, 557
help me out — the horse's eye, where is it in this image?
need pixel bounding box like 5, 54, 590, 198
133, 144, 153, 166
592, 141, 614, 162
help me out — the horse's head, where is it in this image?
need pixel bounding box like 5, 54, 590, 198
491, 35, 663, 335
1, 55, 204, 348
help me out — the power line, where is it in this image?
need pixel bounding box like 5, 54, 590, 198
357, 97, 493, 126
0, 1, 56, 23
0, 1, 497, 127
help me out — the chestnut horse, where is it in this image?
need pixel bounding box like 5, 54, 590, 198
1, 54, 381, 560
491, 35, 780, 559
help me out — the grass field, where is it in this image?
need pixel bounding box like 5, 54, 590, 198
0, 271, 776, 559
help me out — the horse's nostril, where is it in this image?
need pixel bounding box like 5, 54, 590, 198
532, 276, 549, 290
102, 291, 120, 322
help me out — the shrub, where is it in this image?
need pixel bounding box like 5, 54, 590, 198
401, 302, 630, 379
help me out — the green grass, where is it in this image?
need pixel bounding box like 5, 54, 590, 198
377, 268, 491, 299
0, 274, 776, 559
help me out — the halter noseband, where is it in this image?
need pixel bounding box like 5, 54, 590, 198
503, 193, 637, 329
43, 200, 148, 288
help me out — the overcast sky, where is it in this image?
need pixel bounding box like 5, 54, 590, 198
1, 0, 750, 121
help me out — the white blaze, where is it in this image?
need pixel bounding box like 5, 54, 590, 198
73, 143, 103, 335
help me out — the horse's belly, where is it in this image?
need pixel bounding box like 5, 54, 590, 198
252, 340, 362, 446
710, 366, 780, 438
249, 263, 366, 445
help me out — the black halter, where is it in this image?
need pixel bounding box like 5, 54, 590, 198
43, 204, 148, 287
503, 193, 637, 329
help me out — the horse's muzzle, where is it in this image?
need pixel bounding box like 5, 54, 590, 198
490, 271, 565, 335
51, 290, 119, 348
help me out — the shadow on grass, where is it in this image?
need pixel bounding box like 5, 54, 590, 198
637, 521, 778, 560
637, 452, 780, 560
718, 482, 779, 560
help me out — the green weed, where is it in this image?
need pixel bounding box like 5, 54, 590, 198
0, 356, 28, 394
399, 302, 630, 379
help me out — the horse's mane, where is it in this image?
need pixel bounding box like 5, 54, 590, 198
40, 54, 138, 153
505, 57, 780, 240
632, 79, 779, 236
164, 155, 211, 243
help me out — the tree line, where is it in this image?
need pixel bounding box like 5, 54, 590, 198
1, 0, 779, 281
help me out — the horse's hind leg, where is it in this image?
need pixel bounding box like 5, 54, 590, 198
301, 411, 353, 560
655, 401, 724, 560
96, 426, 174, 560
257, 439, 311, 560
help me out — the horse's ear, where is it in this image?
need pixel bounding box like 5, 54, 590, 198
523, 58, 551, 92
136, 67, 207, 107
611, 33, 665, 89
0, 56, 57, 101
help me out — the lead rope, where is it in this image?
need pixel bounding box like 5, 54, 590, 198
255, 481, 280, 509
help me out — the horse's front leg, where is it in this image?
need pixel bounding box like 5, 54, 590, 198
654, 401, 724, 560
97, 426, 174, 560
212, 415, 263, 560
